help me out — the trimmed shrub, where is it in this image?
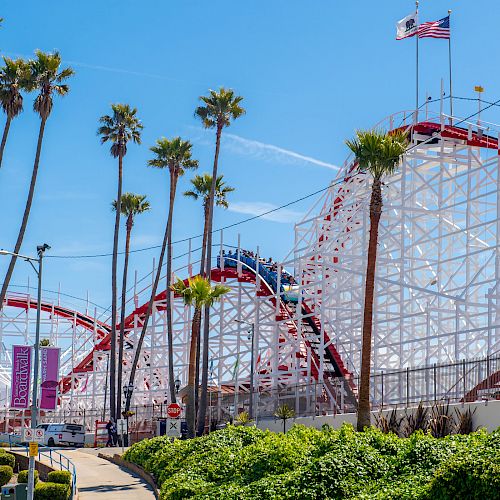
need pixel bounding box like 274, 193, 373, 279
0, 451, 15, 469
47, 470, 72, 485
125, 423, 500, 500
34, 481, 70, 500
17, 469, 39, 484
0, 465, 13, 487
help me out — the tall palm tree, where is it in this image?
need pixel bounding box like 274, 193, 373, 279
0, 51, 74, 310
195, 88, 244, 433
184, 173, 234, 435
0, 57, 32, 167
171, 276, 229, 438
112, 193, 150, 417
98, 104, 143, 420
346, 129, 408, 431
124, 137, 198, 413
184, 173, 234, 276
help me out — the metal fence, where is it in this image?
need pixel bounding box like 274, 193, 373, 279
1, 355, 499, 440
10, 445, 77, 499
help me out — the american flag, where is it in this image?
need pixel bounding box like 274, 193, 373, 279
418, 16, 450, 39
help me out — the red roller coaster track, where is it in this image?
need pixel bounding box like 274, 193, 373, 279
4, 121, 498, 408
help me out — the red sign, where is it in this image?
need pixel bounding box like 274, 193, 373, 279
167, 403, 182, 418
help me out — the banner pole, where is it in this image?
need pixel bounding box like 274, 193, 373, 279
448, 10, 453, 124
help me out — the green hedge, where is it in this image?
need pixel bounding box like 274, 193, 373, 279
47, 470, 72, 485
34, 482, 70, 500
17, 469, 39, 484
124, 424, 500, 500
0, 465, 13, 487
0, 451, 15, 469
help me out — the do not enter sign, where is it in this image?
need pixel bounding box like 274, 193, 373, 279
167, 403, 182, 418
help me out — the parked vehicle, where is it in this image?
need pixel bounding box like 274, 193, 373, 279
36, 423, 85, 447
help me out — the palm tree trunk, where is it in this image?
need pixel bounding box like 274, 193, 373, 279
356, 178, 382, 431
196, 125, 222, 436
199, 204, 209, 277
166, 171, 178, 404
0, 117, 46, 310
116, 215, 132, 418
0, 116, 12, 168
194, 204, 210, 421
187, 306, 202, 438
110, 154, 123, 421
124, 176, 177, 413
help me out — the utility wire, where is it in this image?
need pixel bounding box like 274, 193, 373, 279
40, 96, 500, 260
45, 184, 337, 259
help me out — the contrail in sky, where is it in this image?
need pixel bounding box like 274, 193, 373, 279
224, 133, 340, 171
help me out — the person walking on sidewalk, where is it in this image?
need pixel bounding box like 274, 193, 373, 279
105, 419, 116, 447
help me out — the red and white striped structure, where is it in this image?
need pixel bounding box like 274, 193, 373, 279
2, 105, 500, 423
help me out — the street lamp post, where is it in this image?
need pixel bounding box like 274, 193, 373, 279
0, 244, 50, 500
234, 320, 255, 419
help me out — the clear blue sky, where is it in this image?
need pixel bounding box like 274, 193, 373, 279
1, 0, 499, 313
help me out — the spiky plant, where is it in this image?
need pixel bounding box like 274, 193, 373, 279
274, 403, 295, 433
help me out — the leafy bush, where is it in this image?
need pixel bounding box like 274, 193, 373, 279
47, 470, 72, 485
0, 451, 15, 468
124, 423, 500, 500
17, 469, 39, 484
0, 465, 13, 487
34, 481, 70, 500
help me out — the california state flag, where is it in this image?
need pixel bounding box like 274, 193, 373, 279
396, 12, 419, 40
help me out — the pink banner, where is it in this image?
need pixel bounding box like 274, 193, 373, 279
10, 345, 32, 409
40, 347, 60, 410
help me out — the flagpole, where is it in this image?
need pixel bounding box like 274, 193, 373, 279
416, 0, 419, 123
448, 9, 453, 123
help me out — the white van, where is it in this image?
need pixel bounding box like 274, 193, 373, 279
36, 423, 85, 447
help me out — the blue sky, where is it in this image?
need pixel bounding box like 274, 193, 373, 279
1, 0, 499, 313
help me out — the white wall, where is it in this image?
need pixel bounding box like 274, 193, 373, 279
257, 400, 500, 433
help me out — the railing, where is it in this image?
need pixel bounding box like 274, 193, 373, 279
10, 444, 77, 499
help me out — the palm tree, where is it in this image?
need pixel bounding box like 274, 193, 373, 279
195, 88, 244, 434
0, 51, 74, 310
124, 137, 198, 413
0, 57, 32, 167
346, 129, 408, 431
185, 173, 234, 274
274, 404, 295, 433
112, 193, 150, 417
98, 104, 143, 420
171, 276, 230, 438
184, 173, 234, 435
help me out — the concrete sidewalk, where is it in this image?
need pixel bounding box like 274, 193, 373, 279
59, 449, 155, 499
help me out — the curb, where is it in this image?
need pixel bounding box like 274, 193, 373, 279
98, 452, 159, 499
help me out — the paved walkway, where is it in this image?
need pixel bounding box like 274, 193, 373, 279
57, 449, 155, 499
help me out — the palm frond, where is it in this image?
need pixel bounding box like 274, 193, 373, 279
148, 136, 198, 176
195, 87, 245, 130
97, 103, 143, 158
30, 50, 74, 119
